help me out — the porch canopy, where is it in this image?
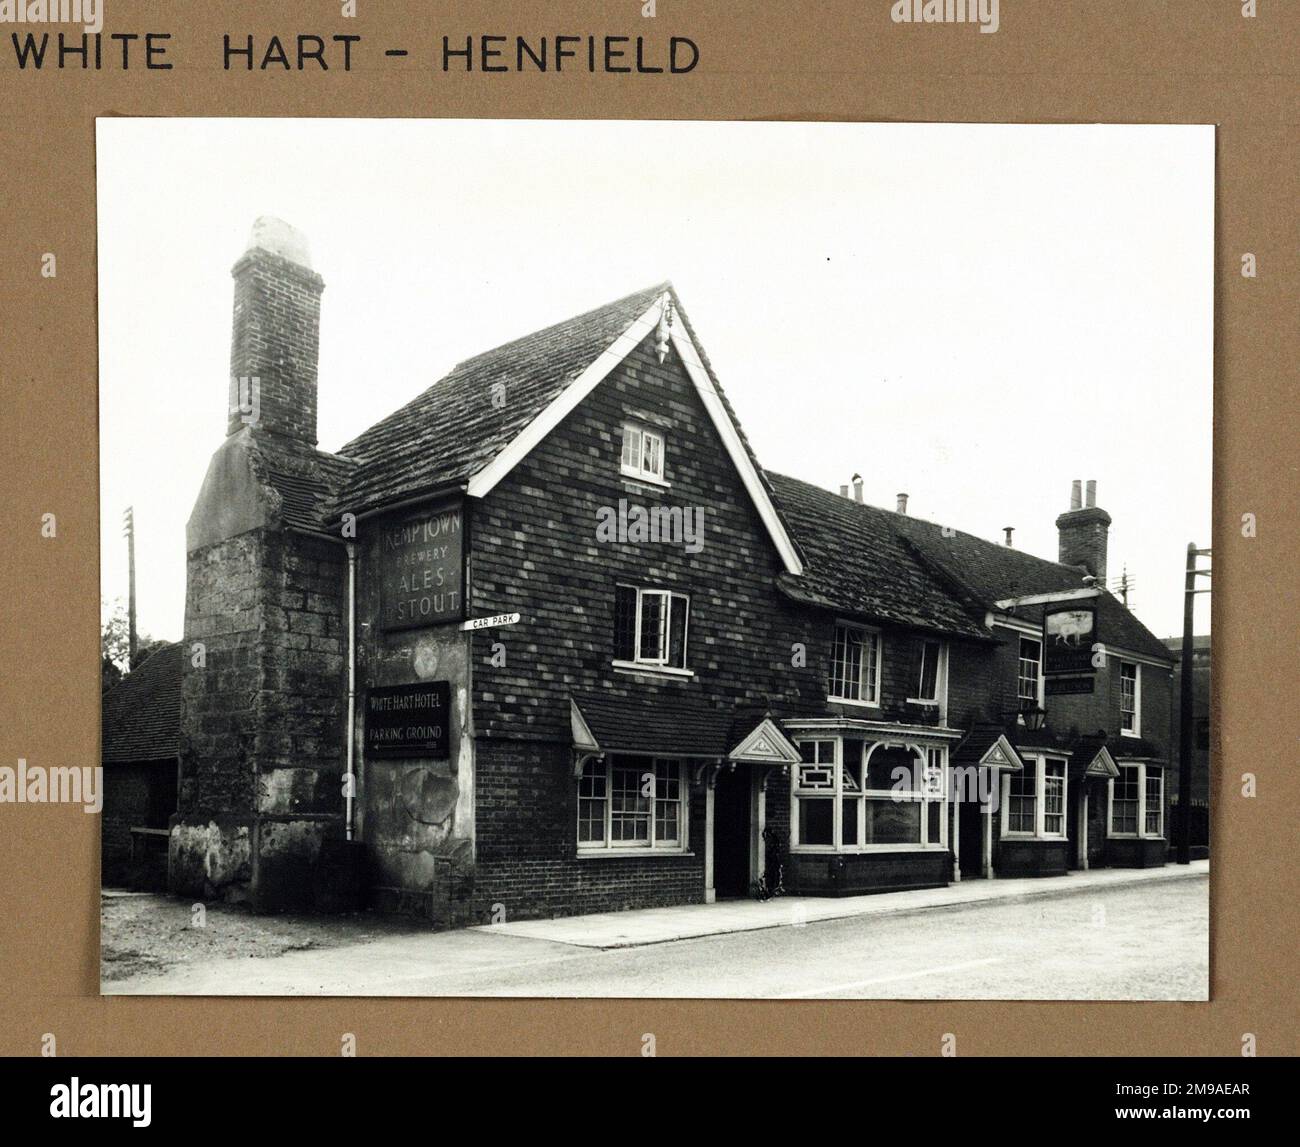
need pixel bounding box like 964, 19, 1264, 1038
951, 723, 1025, 772
569, 693, 801, 776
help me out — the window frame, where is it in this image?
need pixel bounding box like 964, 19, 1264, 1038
791, 736, 949, 854
1017, 636, 1044, 710
1119, 660, 1141, 736
827, 622, 882, 707
907, 638, 948, 716
613, 582, 692, 676
1107, 761, 1165, 840
1000, 754, 1069, 840
577, 755, 689, 855
620, 421, 668, 485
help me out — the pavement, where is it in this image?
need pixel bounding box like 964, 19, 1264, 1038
472, 860, 1210, 949
102, 862, 1208, 999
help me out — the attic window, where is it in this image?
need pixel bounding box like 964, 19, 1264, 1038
621, 422, 665, 483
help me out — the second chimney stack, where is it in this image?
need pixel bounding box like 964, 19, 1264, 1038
1056, 479, 1110, 582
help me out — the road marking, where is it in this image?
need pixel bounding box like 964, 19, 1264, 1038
776, 957, 1003, 999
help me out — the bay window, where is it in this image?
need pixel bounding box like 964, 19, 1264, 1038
614, 583, 689, 671
1001, 755, 1068, 839
579, 756, 686, 852
1109, 762, 1164, 839
792, 737, 948, 851
828, 623, 880, 704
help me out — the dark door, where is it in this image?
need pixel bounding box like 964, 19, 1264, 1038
958, 798, 985, 878
713, 767, 751, 899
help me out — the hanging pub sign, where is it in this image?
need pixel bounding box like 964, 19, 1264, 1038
1042, 603, 1098, 676
365, 681, 451, 759
380, 504, 465, 630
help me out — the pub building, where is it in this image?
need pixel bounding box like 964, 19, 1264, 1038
167, 218, 1174, 922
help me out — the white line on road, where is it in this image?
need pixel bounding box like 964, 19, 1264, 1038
776, 957, 1004, 999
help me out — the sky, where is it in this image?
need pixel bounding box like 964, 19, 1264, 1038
97, 118, 1213, 644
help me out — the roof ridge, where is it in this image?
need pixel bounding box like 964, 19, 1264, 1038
450, 280, 671, 374
766, 470, 1084, 576
337, 280, 671, 463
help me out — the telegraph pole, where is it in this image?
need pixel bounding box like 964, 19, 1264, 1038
1178, 542, 1211, 865
124, 506, 138, 670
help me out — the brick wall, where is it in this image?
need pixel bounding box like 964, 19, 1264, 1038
468, 330, 825, 739
472, 738, 707, 921
226, 248, 324, 445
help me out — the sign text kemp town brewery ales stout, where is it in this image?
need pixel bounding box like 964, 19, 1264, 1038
365, 682, 451, 759
380, 506, 465, 630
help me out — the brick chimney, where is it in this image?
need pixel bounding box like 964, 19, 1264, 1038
226, 217, 325, 444
1056, 478, 1110, 581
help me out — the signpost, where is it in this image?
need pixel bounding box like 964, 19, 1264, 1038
459, 613, 521, 632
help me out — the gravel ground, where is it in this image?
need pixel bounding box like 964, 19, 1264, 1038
99, 891, 428, 985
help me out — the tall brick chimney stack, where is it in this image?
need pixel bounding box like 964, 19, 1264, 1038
227, 217, 325, 444
1056, 478, 1111, 582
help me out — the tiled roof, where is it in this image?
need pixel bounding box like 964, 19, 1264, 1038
255, 438, 357, 534
572, 692, 732, 758
766, 473, 991, 641
101, 643, 182, 764
889, 513, 1174, 663
331, 283, 672, 520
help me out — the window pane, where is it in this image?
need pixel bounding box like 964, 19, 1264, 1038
864, 632, 879, 701
926, 800, 942, 844
614, 584, 637, 661
1120, 663, 1138, 730
799, 798, 834, 845
654, 760, 682, 845
864, 798, 921, 844
621, 425, 640, 470
578, 759, 607, 845
1043, 762, 1065, 835
1008, 766, 1037, 833
841, 798, 860, 846
917, 641, 940, 699
1112, 765, 1139, 833
637, 592, 664, 662
642, 431, 663, 478
866, 745, 916, 792
1018, 638, 1041, 704
830, 625, 863, 700
611, 762, 651, 843
666, 594, 688, 669
1145, 767, 1163, 835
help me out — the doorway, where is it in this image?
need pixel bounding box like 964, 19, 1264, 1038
958, 798, 986, 878
712, 766, 752, 899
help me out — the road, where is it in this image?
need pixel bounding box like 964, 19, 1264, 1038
105, 872, 1208, 1000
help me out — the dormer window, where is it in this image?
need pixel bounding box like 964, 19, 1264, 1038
621, 422, 665, 483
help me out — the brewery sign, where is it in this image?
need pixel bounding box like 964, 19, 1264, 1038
380, 505, 465, 630
1042, 603, 1098, 676
365, 681, 451, 759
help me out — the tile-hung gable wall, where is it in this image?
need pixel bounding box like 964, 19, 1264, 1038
467, 329, 823, 919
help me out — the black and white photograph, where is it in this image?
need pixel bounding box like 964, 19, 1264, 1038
97, 117, 1213, 1000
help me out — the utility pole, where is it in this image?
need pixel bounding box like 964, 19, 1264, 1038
1178, 542, 1211, 865
123, 506, 138, 670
